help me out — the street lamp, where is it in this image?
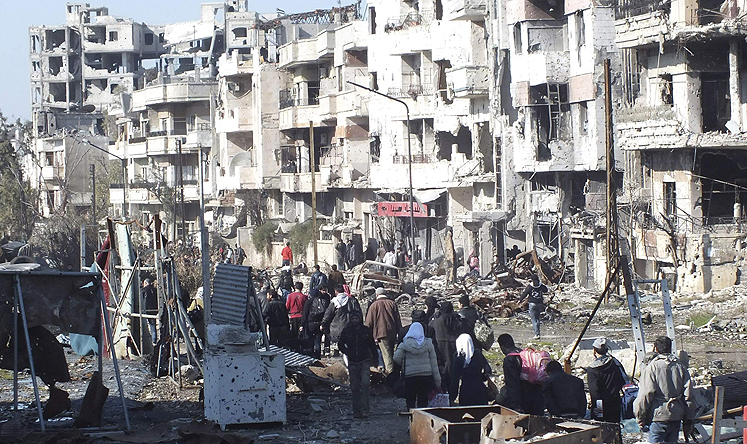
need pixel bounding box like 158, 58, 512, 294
82, 139, 127, 218
347, 81, 417, 258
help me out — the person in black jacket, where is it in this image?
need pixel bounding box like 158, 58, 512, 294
322, 286, 361, 347
338, 310, 378, 419
301, 288, 331, 358
265, 289, 290, 346
431, 302, 466, 393
543, 360, 587, 418
586, 338, 627, 423
141, 278, 159, 346
520, 274, 548, 339
450, 334, 490, 406
457, 295, 480, 330
497, 333, 544, 415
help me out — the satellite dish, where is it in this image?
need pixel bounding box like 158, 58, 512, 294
80, 104, 96, 113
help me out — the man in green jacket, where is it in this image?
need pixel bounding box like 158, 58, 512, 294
634, 336, 694, 443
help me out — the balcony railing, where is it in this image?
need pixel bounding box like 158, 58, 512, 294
393, 153, 433, 164
384, 11, 434, 32
614, 0, 669, 20
279, 90, 320, 109
387, 83, 434, 98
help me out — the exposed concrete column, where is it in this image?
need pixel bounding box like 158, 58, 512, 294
729, 39, 740, 130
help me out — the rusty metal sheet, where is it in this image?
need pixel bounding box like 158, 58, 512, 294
410, 405, 518, 444
0, 270, 102, 336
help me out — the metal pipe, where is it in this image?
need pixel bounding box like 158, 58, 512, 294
347, 81, 416, 268
13, 275, 45, 431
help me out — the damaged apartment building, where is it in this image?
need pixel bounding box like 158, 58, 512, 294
110, 2, 227, 238
615, 0, 747, 292
29, 3, 166, 217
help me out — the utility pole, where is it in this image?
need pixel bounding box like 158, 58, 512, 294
310, 122, 318, 265
90, 164, 96, 226
176, 138, 186, 244
198, 147, 211, 326
604, 59, 619, 298
347, 81, 416, 258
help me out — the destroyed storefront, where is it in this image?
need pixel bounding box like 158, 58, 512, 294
624, 147, 747, 293
372, 190, 447, 260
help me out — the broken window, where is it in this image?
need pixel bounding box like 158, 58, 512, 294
49, 57, 63, 76
531, 173, 556, 191
437, 125, 472, 161
45, 152, 54, 166
436, 60, 452, 103
621, 48, 641, 106
49, 83, 66, 102
697, 151, 747, 224
402, 54, 422, 89
477, 123, 493, 172
233, 27, 248, 38
659, 74, 673, 105
527, 22, 566, 53
108, 31, 118, 42
144, 33, 154, 45
45, 30, 66, 51
514, 23, 522, 54
436, 0, 443, 20
577, 101, 588, 135
530, 83, 569, 160
701, 72, 730, 132
159, 33, 165, 43
370, 71, 379, 90
337, 66, 344, 91
664, 181, 676, 218
370, 135, 381, 162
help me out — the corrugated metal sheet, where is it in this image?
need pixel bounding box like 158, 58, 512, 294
211, 264, 251, 326
268, 345, 320, 368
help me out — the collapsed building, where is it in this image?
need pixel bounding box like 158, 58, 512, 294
615, 0, 747, 292
26, 0, 747, 292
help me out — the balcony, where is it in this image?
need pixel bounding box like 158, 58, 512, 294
131, 81, 216, 110
216, 107, 254, 133
511, 51, 570, 85
447, 65, 489, 97
278, 31, 334, 68
219, 52, 254, 77
444, 0, 488, 21
279, 172, 323, 193
186, 128, 212, 147
41, 165, 64, 181
384, 11, 434, 32
387, 82, 434, 98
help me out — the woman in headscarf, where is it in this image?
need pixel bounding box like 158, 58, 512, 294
450, 333, 490, 406
393, 322, 441, 409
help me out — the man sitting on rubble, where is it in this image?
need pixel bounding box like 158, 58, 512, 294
365, 287, 401, 375
497, 333, 544, 415
634, 336, 694, 443
338, 310, 378, 419
542, 360, 587, 418
586, 337, 628, 423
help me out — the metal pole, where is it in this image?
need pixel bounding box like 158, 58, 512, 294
80, 225, 86, 271
12, 278, 18, 419
91, 164, 96, 226
95, 279, 131, 431
346, 81, 416, 264
198, 147, 211, 326
13, 275, 45, 431
177, 139, 186, 244
406, 109, 416, 262
122, 158, 127, 218
604, 59, 617, 298
310, 121, 318, 265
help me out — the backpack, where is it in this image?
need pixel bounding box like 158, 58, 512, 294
508, 348, 551, 383
621, 383, 638, 419
473, 318, 495, 351
308, 297, 329, 323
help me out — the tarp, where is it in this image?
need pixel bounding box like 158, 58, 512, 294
414, 188, 447, 204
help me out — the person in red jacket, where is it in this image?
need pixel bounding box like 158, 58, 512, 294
286, 282, 308, 339
281, 242, 293, 266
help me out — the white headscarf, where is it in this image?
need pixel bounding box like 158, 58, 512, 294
404, 322, 425, 346
332, 292, 349, 308
456, 334, 475, 366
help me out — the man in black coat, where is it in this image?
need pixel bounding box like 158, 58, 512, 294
338, 310, 378, 419
542, 360, 587, 418
457, 295, 480, 330
497, 333, 544, 415
586, 338, 627, 423
430, 301, 463, 393
264, 290, 290, 346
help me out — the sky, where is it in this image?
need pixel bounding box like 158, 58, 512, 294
1, 0, 345, 122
